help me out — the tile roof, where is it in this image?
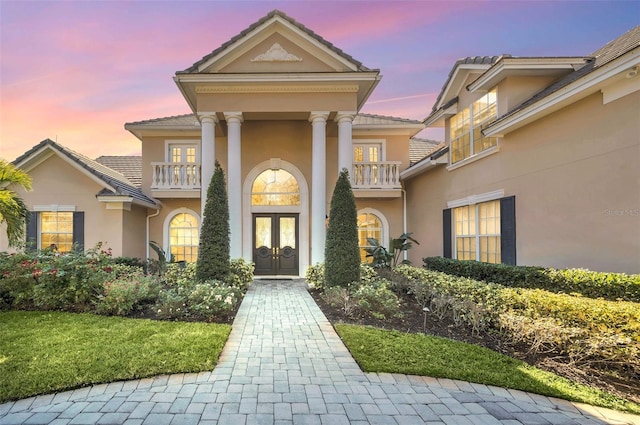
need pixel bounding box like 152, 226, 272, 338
127, 112, 422, 128
179, 10, 373, 74
431, 56, 501, 113
409, 138, 441, 165
14, 139, 156, 207
492, 25, 640, 124
95, 156, 142, 188
354, 113, 422, 126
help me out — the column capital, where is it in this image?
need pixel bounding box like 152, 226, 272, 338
309, 111, 330, 123
224, 112, 244, 123
335, 111, 356, 123
199, 113, 219, 123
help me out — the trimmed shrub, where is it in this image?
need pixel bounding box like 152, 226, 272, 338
305, 263, 325, 289
227, 258, 254, 291
324, 169, 360, 288
197, 161, 230, 281
423, 256, 640, 302
353, 279, 401, 320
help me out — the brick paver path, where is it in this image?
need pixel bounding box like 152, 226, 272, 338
1, 280, 638, 424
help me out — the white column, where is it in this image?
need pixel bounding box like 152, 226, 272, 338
200, 113, 218, 219
225, 112, 243, 259
310, 112, 329, 265
336, 112, 355, 176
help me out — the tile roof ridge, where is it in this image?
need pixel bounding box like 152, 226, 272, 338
126, 113, 196, 126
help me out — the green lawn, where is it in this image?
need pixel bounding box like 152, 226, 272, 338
0, 311, 231, 403
335, 324, 640, 414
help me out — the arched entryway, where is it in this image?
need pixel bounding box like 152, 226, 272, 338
243, 160, 309, 276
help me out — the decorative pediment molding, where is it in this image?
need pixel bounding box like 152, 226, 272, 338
251, 43, 302, 62
195, 85, 358, 94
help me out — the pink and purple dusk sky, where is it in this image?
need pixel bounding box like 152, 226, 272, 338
1, 0, 639, 162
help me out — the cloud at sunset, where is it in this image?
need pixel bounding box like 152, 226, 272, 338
1, 1, 638, 161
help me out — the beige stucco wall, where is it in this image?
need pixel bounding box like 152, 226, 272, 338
406, 90, 640, 274
0, 154, 146, 258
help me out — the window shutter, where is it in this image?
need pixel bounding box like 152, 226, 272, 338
443, 208, 452, 258
26, 211, 38, 251
500, 196, 516, 265
73, 212, 85, 252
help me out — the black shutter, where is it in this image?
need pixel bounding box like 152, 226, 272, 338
443, 208, 452, 258
26, 211, 38, 251
73, 212, 85, 252
500, 196, 516, 265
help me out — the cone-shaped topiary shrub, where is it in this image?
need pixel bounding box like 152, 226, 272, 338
324, 168, 360, 288
196, 161, 230, 281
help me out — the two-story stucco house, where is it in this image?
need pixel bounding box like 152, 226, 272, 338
2, 11, 638, 274
403, 26, 640, 274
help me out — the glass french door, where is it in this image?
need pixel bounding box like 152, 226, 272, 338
253, 213, 299, 275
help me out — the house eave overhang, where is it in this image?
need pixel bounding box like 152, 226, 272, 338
124, 123, 200, 141
423, 102, 457, 128
174, 72, 382, 115
484, 49, 640, 137
353, 123, 425, 137
15, 145, 120, 194
434, 64, 492, 111
467, 57, 590, 93
400, 148, 449, 180
96, 195, 158, 210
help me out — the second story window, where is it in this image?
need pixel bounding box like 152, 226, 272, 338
168, 143, 198, 185
450, 89, 498, 164
353, 142, 382, 186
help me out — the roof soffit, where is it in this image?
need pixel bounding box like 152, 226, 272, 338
467, 57, 590, 93
435, 64, 491, 111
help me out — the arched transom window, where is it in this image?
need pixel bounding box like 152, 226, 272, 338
169, 213, 199, 262
357, 212, 383, 263
251, 169, 300, 206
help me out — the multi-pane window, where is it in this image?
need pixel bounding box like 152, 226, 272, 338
169, 144, 198, 185
40, 212, 74, 252
353, 143, 381, 185
450, 89, 498, 163
251, 169, 300, 206
169, 213, 199, 262
357, 212, 383, 263
454, 200, 501, 263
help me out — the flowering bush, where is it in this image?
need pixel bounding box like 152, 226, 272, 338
96, 269, 159, 316
187, 282, 242, 321
305, 263, 325, 289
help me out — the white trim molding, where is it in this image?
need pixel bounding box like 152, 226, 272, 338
162, 208, 201, 259
33, 205, 76, 212
447, 190, 505, 209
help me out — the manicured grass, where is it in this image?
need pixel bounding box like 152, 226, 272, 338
0, 311, 231, 403
335, 324, 640, 414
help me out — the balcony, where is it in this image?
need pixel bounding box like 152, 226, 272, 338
352, 161, 402, 198
150, 162, 201, 198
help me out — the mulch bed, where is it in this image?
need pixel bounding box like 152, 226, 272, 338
308, 287, 640, 406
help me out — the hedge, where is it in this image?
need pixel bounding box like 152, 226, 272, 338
422, 257, 640, 302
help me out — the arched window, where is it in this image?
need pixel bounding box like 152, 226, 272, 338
357, 212, 384, 263
169, 213, 199, 262
251, 169, 300, 206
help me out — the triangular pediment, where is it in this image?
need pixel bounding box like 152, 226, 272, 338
181, 10, 369, 75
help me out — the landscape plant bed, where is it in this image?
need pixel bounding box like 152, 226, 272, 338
309, 287, 640, 407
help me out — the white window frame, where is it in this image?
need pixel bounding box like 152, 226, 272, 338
449, 192, 503, 264
162, 208, 201, 262
447, 89, 498, 168
165, 140, 200, 163
353, 139, 386, 163
357, 208, 390, 262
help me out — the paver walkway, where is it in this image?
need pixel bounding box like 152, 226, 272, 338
1, 280, 638, 425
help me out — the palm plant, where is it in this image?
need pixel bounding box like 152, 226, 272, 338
0, 159, 32, 247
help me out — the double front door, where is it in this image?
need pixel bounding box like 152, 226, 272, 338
253, 213, 299, 275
